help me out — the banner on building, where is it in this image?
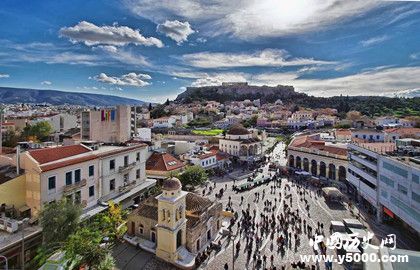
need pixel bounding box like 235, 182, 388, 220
101, 110, 116, 122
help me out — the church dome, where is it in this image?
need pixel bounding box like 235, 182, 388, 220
162, 177, 182, 191
227, 124, 250, 135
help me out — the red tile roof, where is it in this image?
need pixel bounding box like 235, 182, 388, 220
146, 152, 184, 172
290, 135, 347, 156
29, 145, 91, 165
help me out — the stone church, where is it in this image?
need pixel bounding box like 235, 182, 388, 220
127, 177, 223, 268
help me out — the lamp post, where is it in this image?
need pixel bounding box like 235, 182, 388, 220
229, 229, 239, 270
0, 255, 8, 270
19, 218, 29, 270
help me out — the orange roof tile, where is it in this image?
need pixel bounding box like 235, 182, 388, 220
29, 145, 91, 165
146, 152, 184, 172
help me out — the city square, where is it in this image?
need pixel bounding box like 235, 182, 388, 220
194, 142, 419, 270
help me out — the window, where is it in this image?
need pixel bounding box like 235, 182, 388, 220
66, 194, 73, 203
74, 169, 81, 183
380, 175, 394, 188
110, 159, 115, 170
398, 184, 408, 195
124, 155, 129, 166
65, 171, 73, 186
124, 173, 129, 183
413, 174, 419, 184
110, 179, 115, 191
74, 191, 81, 204
89, 165, 94, 177
136, 169, 140, 179
89, 186, 95, 197
413, 192, 420, 204
383, 161, 408, 178
48, 176, 56, 190
381, 190, 388, 199
376, 135, 380, 140
136, 152, 140, 161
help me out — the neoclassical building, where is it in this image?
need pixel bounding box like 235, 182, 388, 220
219, 124, 263, 163
287, 134, 348, 183
127, 177, 223, 269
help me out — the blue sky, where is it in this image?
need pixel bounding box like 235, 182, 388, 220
0, 0, 419, 103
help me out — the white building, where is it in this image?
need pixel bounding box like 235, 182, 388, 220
19, 143, 155, 218
152, 116, 176, 128
351, 129, 384, 142
187, 151, 218, 169
136, 128, 152, 142
347, 141, 420, 234
219, 124, 262, 163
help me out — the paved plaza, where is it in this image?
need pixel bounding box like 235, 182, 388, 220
195, 142, 419, 270
115, 141, 419, 270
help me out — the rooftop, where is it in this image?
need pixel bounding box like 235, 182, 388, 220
146, 152, 184, 172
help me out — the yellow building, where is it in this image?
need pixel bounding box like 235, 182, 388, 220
127, 177, 223, 269
0, 165, 28, 216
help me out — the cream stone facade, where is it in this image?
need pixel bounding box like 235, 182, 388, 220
287, 134, 348, 183
219, 124, 262, 163
81, 105, 132, 143
127, 177, 223, 269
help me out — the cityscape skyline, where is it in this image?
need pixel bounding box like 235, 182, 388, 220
0, 0, 419, 103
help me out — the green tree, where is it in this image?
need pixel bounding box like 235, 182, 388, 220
2, 129, 19, 147
148, 103, 152, 111
22, 121, 53, 141
179, 165, 208, 187
64, 227, 110, 269
39, 200, 82, 246
89, 201, 126, 242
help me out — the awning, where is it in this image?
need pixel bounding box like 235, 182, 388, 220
383, 207, 394, 218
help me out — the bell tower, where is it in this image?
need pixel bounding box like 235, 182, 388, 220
156, 177, 187, 263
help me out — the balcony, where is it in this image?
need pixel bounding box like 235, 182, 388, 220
348, 164, 377, 185
118, 180, 137, 193
63, 178, 87, 194
349, 153, 377, 171
119, 162, 137, 174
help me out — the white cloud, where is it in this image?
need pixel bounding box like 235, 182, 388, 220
410, 52, 420, 60
196, 37, 207, 43
157, 20, 195, 44
41, 81, 52, 85
252, 67, 420, 97
182, 49, 335, 68
125, 0, 381, 39
60, 21, 163, 47
21, 52, 99, 66
0, 73, 10, 78
360, 35, 389, 47
179, 66, 420, 97
93, 46, 150, 66
93, 72, 152, 87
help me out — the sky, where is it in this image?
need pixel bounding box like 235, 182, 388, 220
0, 0, 419, 103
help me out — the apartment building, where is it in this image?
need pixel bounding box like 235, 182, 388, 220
19, 143, 155, 217
347, 141, 420, 234
81, 105, 137, 143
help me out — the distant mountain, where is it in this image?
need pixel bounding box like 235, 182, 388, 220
0, 87, 147, 106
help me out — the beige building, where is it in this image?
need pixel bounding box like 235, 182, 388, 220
219, 124, 262, 164
18, 143, 155, 217
81, 105, 137, 143
287, 134, 348, 183
127, 177, 223, 269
